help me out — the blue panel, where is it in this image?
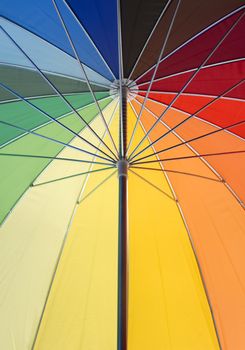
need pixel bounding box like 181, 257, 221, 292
0, 0, 115, 80
55, 0, 114, 81
66, 0, 119, 78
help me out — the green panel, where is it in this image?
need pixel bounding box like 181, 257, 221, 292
0, 98, 112, 224
0, 92, 109, 145
0, 65, 107, 102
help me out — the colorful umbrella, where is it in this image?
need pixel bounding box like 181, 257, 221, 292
0, 1, 244, 349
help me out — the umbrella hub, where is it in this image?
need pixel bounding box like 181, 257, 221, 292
109, 79, 138, 101
117, 159, 128, 177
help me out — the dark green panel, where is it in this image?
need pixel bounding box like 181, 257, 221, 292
0, 92, 109, 145
0, 65, 108, 101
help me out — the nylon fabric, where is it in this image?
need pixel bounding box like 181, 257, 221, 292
0, 17, 111, 87
127, 104, 219, 349
136, 99, 245, 350
33, 107, 119, 350
131, 1, 244, 79
0, 0, 113, 79
133, 97, 245, 202
0, 100, 118, 350
0, 93, 109, 145
0, 98, 112, 223
66, 0, 119, 77
0, 65, 108, 102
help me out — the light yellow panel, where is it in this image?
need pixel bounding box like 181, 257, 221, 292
127, 104, 219, 350
0, 100, 118, 350
34, 110, 119, 350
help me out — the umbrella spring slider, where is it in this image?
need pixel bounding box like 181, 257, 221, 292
117, 159, 128, 177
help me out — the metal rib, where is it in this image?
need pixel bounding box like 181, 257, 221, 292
0, 120, 114, 164
0, 81, 116, 162
127, 0, 172, 81
30, 101, 119, 350
0, 153, 114, 166
135, 58, 245, 88
126, 0, 181, 157
129, 168, 176, 201
117, 0, 125, 158
130, 98, 245, 208
32, 166, 115, 187
130, 166, 221, 182
130, 119, 245, 163
133, 5, 245, 84
128, 11, 245, 161
77, 99, 119, 203
52, 0, 119, 159
63, 0, 117, 81
0, 24, 118, 161
131, 150, 245, 165
130, 78, 244, 159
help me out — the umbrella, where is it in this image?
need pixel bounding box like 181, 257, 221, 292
0, 0, 244, 349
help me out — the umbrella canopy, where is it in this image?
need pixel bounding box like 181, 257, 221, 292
0, 1, 244, 349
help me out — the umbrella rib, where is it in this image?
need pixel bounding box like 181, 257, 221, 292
127, 0, 172, 82
133, 5, 245, 84
130, 119, 245, 163
0, 82, 116, 162
126, 0, 181, 157
0, 95, 114, 150
137, 93, 245, 142
128, 11, 245, 161
134, 89, 244, 103
0, 153, 114, 166
62, 0, 117, 81
30, 169, 117, 349
77, 99, 119, 203
130, 99, 245, 207
131, 150, 245, 209
135, 57, 245, 87
0, 24, 118, 161
78, 170, 117, 203
131, 78, 244, 160
130, 95, 228, 350
130, 166, 221, 182
52, 0, 119, 159
30, 101, 119, 350
117, 0, 125, 157
129, 168, 176, 201
131, 150, 245, 165
131, 97, 231, 178
32, 166, 115, 187
0, 120, 114, 163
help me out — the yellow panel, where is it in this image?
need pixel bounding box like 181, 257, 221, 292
127, 104, 219, 350
0, 100, 118, 350
34, 111, 119, 350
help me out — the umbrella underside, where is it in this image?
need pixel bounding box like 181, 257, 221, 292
0, 1, 244, 349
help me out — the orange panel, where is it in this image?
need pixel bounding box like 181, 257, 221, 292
133, 98, 245, 350
134, 96, 245, 203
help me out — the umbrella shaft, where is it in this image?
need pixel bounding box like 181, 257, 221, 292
118, 173, 128, 350
118, 82, 128, 349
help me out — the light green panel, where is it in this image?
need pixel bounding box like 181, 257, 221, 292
0, 98, 112, 223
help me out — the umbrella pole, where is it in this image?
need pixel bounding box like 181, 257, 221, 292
117, 85, 128, 350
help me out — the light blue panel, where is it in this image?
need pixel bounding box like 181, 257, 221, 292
0, 18, 111, 87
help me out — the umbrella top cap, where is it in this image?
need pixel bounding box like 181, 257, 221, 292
109, 79, 138, 101
117, 159, 129, 177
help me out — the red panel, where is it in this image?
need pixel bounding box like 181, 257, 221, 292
138, 61, 245, 99
138, 10, 245, 84
137, 93, 245, 138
